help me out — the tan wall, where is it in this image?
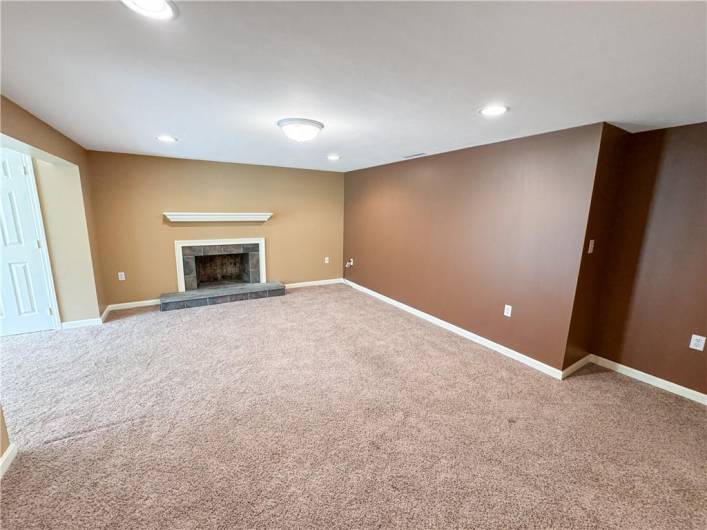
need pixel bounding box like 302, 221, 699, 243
0, 96, 86, 166
0, 406, 9, 458
344, 124, 604, 369
33, 160, 100, 321
87, 152, 344, 304
0, 96, 104, 317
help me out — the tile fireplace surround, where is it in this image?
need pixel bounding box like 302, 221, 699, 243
182, 243, 260, 290
162, 238, 282, 312
174, 238, 267, 292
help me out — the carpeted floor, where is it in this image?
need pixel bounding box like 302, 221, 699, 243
1, 285, 705, 529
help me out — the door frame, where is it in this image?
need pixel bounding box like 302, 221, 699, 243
2, 137, 63, 331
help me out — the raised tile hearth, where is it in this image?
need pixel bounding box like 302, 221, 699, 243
160, 281, 285, 311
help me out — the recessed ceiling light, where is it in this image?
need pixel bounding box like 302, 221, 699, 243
327, 153, 340, 161
277, 118, 324, 142
479, 104, 508, 117
120, 0, 176, 21
157, 134, 177, 143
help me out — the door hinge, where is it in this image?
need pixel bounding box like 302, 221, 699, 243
22, 164, 29, 176
47, 307, 53, 316
36, 239, 42, 249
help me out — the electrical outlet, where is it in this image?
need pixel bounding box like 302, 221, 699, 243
504, 304, 512, 318
324, 256, 330, 264
117, 272, 126, 281
689, 334, 705, 351
588, 239, 595, 254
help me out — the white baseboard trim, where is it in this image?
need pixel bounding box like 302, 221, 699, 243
101, 299, 161, 322
61, 318, 103, 330
102, 281, 346, 321
342, 279, 564, 380
560, 354, 595, 379
589, 354, 707, 405
100, 282, 348, 321
286, 278, 344, 289
0, 443, 18, 479
342, 279, 707, 405
89, 280, 707, 405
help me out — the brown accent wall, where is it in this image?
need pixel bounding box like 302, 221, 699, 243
564, 124, 629, 367
344, 124, 604, 369
594, 123, 706, 393
0, 96, 105, 318
87, 152, 344, 304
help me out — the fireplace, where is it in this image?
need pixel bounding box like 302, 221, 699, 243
162, 237, 282, 311
175, 239, 266, 292
195, 253, 251, 288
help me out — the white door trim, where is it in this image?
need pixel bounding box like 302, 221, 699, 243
174, 238, 266, 292
25, 156, 61, 330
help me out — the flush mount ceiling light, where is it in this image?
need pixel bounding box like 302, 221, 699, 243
479, 104, 508, 117
120, 0, 176, 20
327, 153, 341, 161
277, 118, 324, 142
157, 134, 178, 143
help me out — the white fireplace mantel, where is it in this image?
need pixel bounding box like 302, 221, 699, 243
164, 212, 273, 223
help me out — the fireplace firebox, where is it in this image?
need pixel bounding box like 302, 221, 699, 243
195, 253, 250, 287
179, 242, 261, 291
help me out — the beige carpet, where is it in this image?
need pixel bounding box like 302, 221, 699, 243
1, 285, 705, 529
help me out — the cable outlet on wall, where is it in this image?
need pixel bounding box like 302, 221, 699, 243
117, 272, 126, 281
324, 256, 330, 264
689, 334, 705, 351
504, 304, 512, 317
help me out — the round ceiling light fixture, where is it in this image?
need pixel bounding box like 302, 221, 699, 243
479, 104, 508, 117
120, 0, 176, 20
277, 118, 324, 142
157, 134, 178, 143
327, 153, 341, 161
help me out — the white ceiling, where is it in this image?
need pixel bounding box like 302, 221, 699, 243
2, 1, 705, 172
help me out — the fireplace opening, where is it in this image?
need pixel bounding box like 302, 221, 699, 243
180, 242, 261, 291
195, 253, 250, 288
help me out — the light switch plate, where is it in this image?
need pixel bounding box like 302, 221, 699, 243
689, 334, 705, 351
588, 239, 595, 254
324, 256, 330, 264
504, 304, 512, 317
117, 272, 126, 281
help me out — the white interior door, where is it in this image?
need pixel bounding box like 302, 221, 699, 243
0, 147, 57, 336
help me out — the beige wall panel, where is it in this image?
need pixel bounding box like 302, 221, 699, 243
33, 160, 100, 321
87, 152, 344, 304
